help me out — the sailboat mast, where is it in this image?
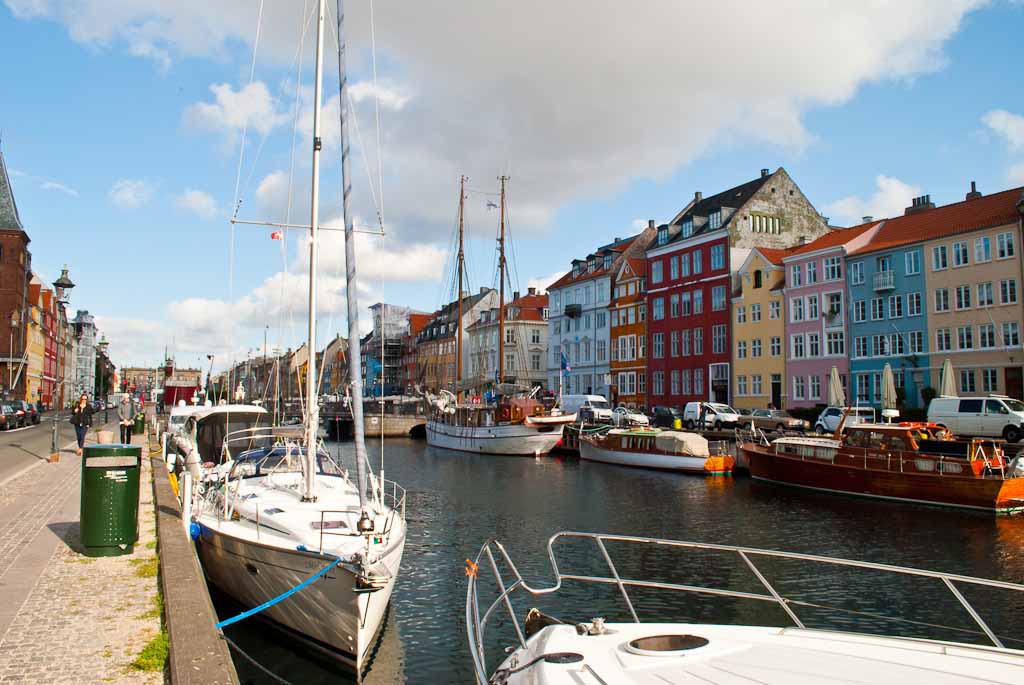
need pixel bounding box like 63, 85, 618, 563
302, 0, 327, 502
456, 175, 465, 395
497, 176, 508, 387
336, 0, 369, 509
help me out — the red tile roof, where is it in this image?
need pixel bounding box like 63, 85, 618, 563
549, 237, 637, 289
786, 223, 879, 257
850, 186, 1024, 256
467, 292, 549, 329
620, 255, 646, 279
755, 247, 795, 266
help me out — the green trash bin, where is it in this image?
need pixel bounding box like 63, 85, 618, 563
133, 412, 145, 436
80, 444, 142, 557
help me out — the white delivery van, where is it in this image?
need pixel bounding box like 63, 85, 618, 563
559, 394, 614, 422
682, 402, 742, 430
927, 396, 1024, 442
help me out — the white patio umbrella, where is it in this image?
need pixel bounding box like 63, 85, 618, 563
881, 363, 898, 422
827, 366, 845, 407
939, 358, 957, 397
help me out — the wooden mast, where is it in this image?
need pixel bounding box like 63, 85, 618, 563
497, 176, 508, 387
456, 175, 465, 397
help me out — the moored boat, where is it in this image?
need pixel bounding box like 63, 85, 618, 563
580, 428, 733, 474
740, 421, 1024, 513
426, 394, 575, 456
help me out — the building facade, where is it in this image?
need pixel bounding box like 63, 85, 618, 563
72, 310, 97, 399
731, 249, 788, 410
24, 280, 44, 405
467, 289, 549, 392
416, 288, 497, 393
609, 256, 647, 408
0, 149, 32, 401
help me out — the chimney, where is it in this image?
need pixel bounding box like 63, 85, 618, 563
648, 219, 655, 230
904, 194, 935, 215
965, 181, 982, 201
480, 286, 488, 294
694, 191, 702, 202
528, 287, 536, 295
761, 168, 770, 178
862, 216, 873, 224
797, 235, 807, 246
512, 290, 520, 302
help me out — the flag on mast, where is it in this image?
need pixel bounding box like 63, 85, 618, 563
271, 230, 284, 240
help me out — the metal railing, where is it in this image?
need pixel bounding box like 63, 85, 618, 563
873, 270, 895, 291
465, 531, 1024, 683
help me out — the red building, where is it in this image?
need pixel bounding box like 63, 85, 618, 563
41, 289, 57, 408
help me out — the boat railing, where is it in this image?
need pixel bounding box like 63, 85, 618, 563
315, 479, 406, 552
465, 531, 1024, 683
775, 441, 1011, 478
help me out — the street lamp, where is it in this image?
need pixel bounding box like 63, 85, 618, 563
51, 266, 74, 458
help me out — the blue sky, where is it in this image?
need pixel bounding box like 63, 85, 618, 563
1, 1, 1022, 371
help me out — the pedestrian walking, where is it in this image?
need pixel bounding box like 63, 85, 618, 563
118, 394, 134, 444
70, 393, 93, 456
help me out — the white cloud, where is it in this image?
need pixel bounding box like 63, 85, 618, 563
184, 81, 287, 138
527, 271, 564, 294
349, 81, 411, 111
1007, 163, 1024, 187
983, 109, 1024, 150
109, 179, 153, 209
40, 180, 78, 197
176, 188, 218, 218
825, 175, 921, 226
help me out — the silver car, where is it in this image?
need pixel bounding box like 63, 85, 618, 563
748, 409, 808, 433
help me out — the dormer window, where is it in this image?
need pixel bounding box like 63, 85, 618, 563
682, 217, 693, 238
709, 209, 722, 230
657, 226, 668, 245
587, 260, 596, 273
603, 254, 612, 270
572, 265, 580, 277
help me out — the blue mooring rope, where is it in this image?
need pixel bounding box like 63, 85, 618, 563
215, 555, 342, 630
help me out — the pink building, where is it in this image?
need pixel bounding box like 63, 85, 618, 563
782, 223, 880, 409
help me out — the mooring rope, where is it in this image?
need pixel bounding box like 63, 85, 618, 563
214, 555, 341, 629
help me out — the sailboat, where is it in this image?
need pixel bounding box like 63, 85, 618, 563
425, 176, 575, 456
190, 0, 406, 672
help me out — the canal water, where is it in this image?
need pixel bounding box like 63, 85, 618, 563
216, 437, 1024, 683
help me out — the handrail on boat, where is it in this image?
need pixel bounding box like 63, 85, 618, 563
465, 531, 1024, 683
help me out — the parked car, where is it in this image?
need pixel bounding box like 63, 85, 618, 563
814, 406, 876, 434
747, 409, 808, 433
682, 402, 742, 430
0, 404, 17, 430
14, 400, 39, 425
5, 403, 25, 428
612, 405, 649, 427
927, 395, 1024, 442
650, 405, 683, 428
559, 394, 614, 422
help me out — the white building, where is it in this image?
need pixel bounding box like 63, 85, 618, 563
72, 310, 96, 398
467, 288, 549, 391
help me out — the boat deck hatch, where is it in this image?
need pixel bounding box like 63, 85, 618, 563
626, 634, 709, 655
543, 652, 583, 664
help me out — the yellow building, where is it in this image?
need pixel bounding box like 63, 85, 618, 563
23, 279, 45, 404
731, 248, 789, 410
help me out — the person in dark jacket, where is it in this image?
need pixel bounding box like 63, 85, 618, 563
70, 393, 93, 455
118, 394, 135, 444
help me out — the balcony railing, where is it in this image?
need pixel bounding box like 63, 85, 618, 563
873, 271, 895, 291
564, 303, 582, 319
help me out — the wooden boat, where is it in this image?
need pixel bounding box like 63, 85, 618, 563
739, 422, 1024, 513
427, 395, 576, 456
580, 428, 734, 475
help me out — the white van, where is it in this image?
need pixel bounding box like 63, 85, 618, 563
559, 394, 613, 422
682, 402, 742, 430
814, 406, 876, 434
927, 396, 1024, 442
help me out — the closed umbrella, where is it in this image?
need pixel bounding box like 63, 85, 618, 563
939, 358, 957, 397
881, 363, 898, 422
827, 366, 845, 407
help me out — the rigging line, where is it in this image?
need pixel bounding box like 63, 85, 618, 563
369, 0, 385, 233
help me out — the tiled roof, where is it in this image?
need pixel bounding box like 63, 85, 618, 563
467, 292, 548, 329
785, 223, 878, 257
660, 171, 775, 246
620, 255, 646, 280
549, 237, 637, 289
0, 150, 24, 232
419, 290, 495, 341
755, 247, 794, 266
850, 187, 1024, 256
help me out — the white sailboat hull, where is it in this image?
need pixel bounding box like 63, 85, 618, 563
196, 522, 404, 670
426, 419, 563, 456
579, 439, 711, 473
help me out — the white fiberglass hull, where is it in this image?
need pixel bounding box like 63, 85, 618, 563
579, 440, 712, 473
426, 419, 563, 456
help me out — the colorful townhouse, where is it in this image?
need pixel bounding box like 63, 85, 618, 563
847, 184, 1024, 408
415, 288, 497, 393
547, 225, 655, 397
646, 168, 830, 409
782, 223, 880, 409
731, 248, 790, 410
609, 253, 647, 408
467, 288, 549, 392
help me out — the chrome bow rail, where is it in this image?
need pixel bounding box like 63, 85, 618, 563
465, 531, 1024, 684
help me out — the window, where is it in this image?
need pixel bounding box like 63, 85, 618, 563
597, 340, 607, 361
694, 368, 704, 395
681, 329, 691, 356
670, 294, 680, 317
639, 304, 646, 321
769, 301, 780, 319
1001, 279, 1018, 305
692, 249, 702, 274
736, 305, 746, 324
692, 289, 703, 314
855, 336, 869, 358
770, 336, 781, 356
681, 253, 690, 276
808, 333, 820, 357
751, 339, 762, 357
751, 303, 762, 322
809, 376, 821, 400
792, 376, 805, 400
825, 292, 842, 319
651, 261, 663, 283
791, 264, 803, 287
752, 375, 763, 395
671, 370, 680, 395
960, 369, 976, 394
871, 298, 884, 320
711, 244, 725, 270
957, 325, 973, 350
693, 328, 704, 354
712, 325, 727, 354
934, 288, 950, 312
610, 310, 618, 327
855, 375, 869, 403
888, 295, 903, 318
871, 334, 889, 357
932, 245, 948, 270
978, 282, 994, 307
753, 269, 762, 288
907, 292, 922, 316
955, 285, 971, 310
712, 286, 726, 311
669, 256, 679, 280
808, 295, 819, 319
975, 237, 992, 263
1005, 322, 1021, 347
853, 300, 866, 322
638, 373, 646, 394
792, 335, 805, 359
824, 256, 842, 281
637, 336, 644, 359
681, 369, 691, 395
531, 329, 542, 344
671, 331, 680, 357
807, 261, 818, 284
982, 369, 998, 393
737, 375, 747, 396
953, 241, 969, 267
709, 209, 722, 230
935, 328, 952, 352
681, 217, 693, 238
826, 332, 845, 356
979, 323, 996, 349
617, 372, 635, 396
890, 333, 905, 355
791, 298, 805, 322
652, 333, 664, 358
677, 292, 689, 316
877, 255, 892, 272
596, 312, 606, 328
652, 297, 665, 320
506, 328, 516, 344
998, 232, 1015, 259
908, 330, 923, 354
653, 371, 664, 395
657, 227, 668, 245
905, 250, 920, 275
850, 261, 864, 285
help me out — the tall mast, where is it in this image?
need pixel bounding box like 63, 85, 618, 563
302, 0, 326, 502
456, 175, 465, 395
336, 0, 369, 510
497, 176, 508, 387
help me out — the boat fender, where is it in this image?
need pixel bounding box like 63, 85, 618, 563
189, 522, 201, 541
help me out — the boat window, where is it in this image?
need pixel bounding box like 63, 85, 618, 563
814, 448, 836, 462
846, 431, 869, 448
939, 461, 963, 474
915, 459, 935, 472
888, 435, 908, 450
986, 400, 1009, 415
959, 399, 984, 413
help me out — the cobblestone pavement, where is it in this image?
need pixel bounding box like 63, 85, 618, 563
0, 429, 164, 683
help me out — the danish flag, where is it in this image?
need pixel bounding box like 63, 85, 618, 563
270, 230, 284, 240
